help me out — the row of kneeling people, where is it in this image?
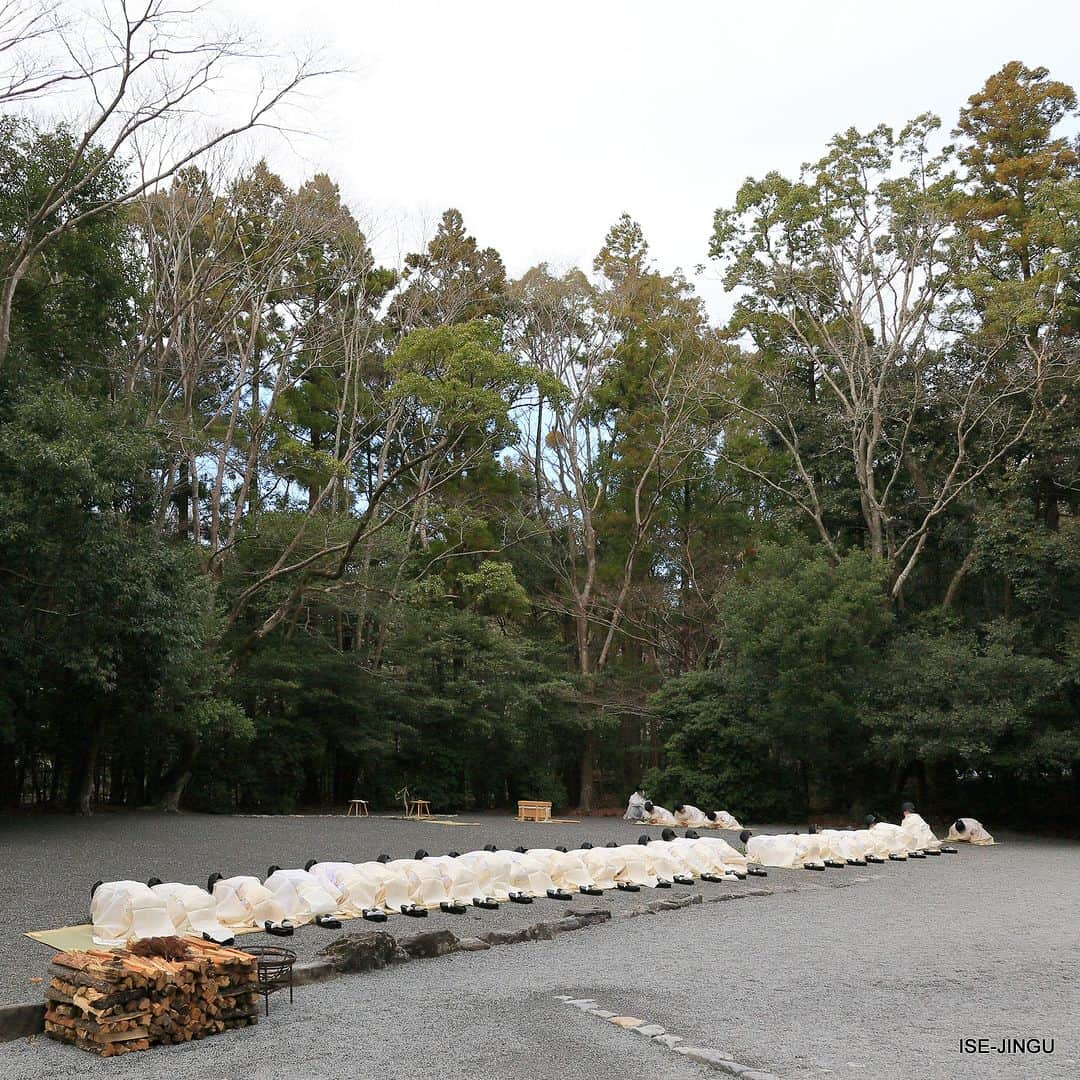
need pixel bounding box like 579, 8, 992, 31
89, 811, 993, 947
744, 808, 994, 870
89, 833, 765, 947
624, 792, 741, 830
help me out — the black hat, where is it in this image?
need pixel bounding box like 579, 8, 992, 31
304, 859, 318, 871
954, 819, 967, 832
483, 843, 497, 853
661, 828, 677, 842
514, 846, 527, 854
376, 853, 391, 864
90, 880, 103, 899
266, 865, 280, 878
673, 803, 685, 813
705, 810, 718, 821
207, 872, 223, 893
414, 849, 429, 860
644, 801, 654, 812
638, 835, 651, 845
556, 846, 567, 853
580, 841, 593, 849
605, 840, 618, 848
685, 829, 700, 840
864, 815, 877, 827
808, 824, 817, 834
447, 850, 461, 858
739, 830, 752, 844
146, 877, 162, 888
902, 802, 915, 813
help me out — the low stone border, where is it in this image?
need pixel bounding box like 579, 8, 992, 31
556, 995, 781, 1079
2, 881, 780, 1044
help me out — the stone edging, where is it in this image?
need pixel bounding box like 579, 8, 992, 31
1, 882, 780, 1045
556, 996, 781, 1079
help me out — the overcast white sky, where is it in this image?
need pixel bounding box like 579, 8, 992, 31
218, 0, 1080, 321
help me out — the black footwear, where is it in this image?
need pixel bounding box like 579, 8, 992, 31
673, 874, 694, 885
731, 871, 748, 880
866, 855, 885, 864
924, 848, 942, 856
202, 931, 236, 947
546, 888, 572, 901
909, 851, 926, 859
700, 872, 723, 882
362, 908, 388, 923
315, 914, 342, 929
941, 846, 959, 854
508, 891, 533, 904
655, 879, 672, 888
888, 853, 906, 861
747, 867, 768, 877
264, 921, 294, 937
401, 904, 428, 917
616, 881, 640, 892
824, 859, 846, 868
440, 901, 467, 914
578, 885, 603, 896
804, 863, 826, 871
847, 858, 866, 866
472, 896, 499, 910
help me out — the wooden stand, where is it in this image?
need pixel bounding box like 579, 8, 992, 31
407, 799, 432, 819
517, 800, 553, 822
347, 799, 369, 816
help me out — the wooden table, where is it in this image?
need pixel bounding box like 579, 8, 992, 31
347, 799, 369, 816
407, 799, 431, 819
517, 799, 552, 822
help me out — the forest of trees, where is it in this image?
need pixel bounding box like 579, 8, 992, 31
1, 7, 1077, 825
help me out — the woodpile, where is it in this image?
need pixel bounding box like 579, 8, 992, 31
44, 936, 259, 1056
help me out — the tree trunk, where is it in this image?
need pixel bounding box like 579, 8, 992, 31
578, 731, 595, 813
76, 716, 106, 816
160, 733, 199, 813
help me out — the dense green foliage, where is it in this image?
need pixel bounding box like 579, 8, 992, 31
1, 62, 1077, 824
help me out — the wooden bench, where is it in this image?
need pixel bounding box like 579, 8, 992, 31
406, 799, 432, 819
346, 799, 369, 817
517, 800, 552, 822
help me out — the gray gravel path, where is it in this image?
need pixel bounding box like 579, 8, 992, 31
1, 816, 1075, 1079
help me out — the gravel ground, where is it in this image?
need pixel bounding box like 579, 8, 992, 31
1, 815, 1075, 1079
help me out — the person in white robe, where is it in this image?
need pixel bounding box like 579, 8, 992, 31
704, 809, 743, 830
308, 861, 383, 916
210, 875, 287, 929
946, 817, 995, 845
642, 801, 679, 826
148, 881, 232, 942
90, 881, 178, 947
427, 852, 486, 903
355, 859, 413, 912
638, 837, 689, 883
900, 803, 943, 850
527, 848, 597, 891
741, 831, 823, 870
673, 803, 710, 828
623, 790, 648, 821
455, 849, 513, 902
664, 833, 742, 878
865, 817, 918, 857
574, 844, 621, 890
611, 843, 660, 888
689, 832, 751, 873
263, 867, 340, 924
505, 849, 558, 897
377, 857, 452, 908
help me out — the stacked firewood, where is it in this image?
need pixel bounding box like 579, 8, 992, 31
44, 936, 259, 1056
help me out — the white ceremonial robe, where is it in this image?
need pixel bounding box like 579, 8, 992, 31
900, 813, 941, 850
744, 833, 805, 870
624, 791, 647, 821
149, 882, 232, 941
816, 830, 870, 862
674, 805, 711, 828
612, 844, 659, 888
505, 851, 557, 897
427, 855, 484, 903
870, 821, 918, 855
212, 876, 287, 929
310, 862, 380, 915
705, 810, 743, 830
528, 849, 595, 890
643, 804, 679, 827
576, 848, 620, 890
263, 868, 340, 925
355, 861, 413, 912
693, 835, 750, 872
382, 859, 452, 908
640, 842, 684, 882
946, 818, 995, 845
91, 881, 178, 947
